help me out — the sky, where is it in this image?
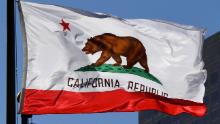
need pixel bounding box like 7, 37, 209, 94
0, 0, 220, 124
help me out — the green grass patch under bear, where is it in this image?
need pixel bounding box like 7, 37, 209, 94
75, 64, 162, 85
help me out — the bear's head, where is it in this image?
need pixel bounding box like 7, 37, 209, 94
82, 37, 101, 55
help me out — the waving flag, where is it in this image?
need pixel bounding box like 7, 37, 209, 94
19, 1, 207, 116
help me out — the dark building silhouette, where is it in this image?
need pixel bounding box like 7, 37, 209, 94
139, 32, 220, 124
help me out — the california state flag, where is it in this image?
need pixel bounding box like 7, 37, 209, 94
19, 1, 207, 116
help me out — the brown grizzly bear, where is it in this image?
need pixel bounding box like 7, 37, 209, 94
82, 33, 149, 72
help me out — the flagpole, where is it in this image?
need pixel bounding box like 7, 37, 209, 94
6, 0, 16, 123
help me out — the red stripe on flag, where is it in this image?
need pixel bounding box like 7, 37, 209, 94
21, 89, 206, 116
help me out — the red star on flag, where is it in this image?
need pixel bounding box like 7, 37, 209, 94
60, 19, 71, 31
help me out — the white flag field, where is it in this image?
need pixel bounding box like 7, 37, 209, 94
19, 1, 207, 116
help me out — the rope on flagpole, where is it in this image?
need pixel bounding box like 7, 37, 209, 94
15, 0, 19, 122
